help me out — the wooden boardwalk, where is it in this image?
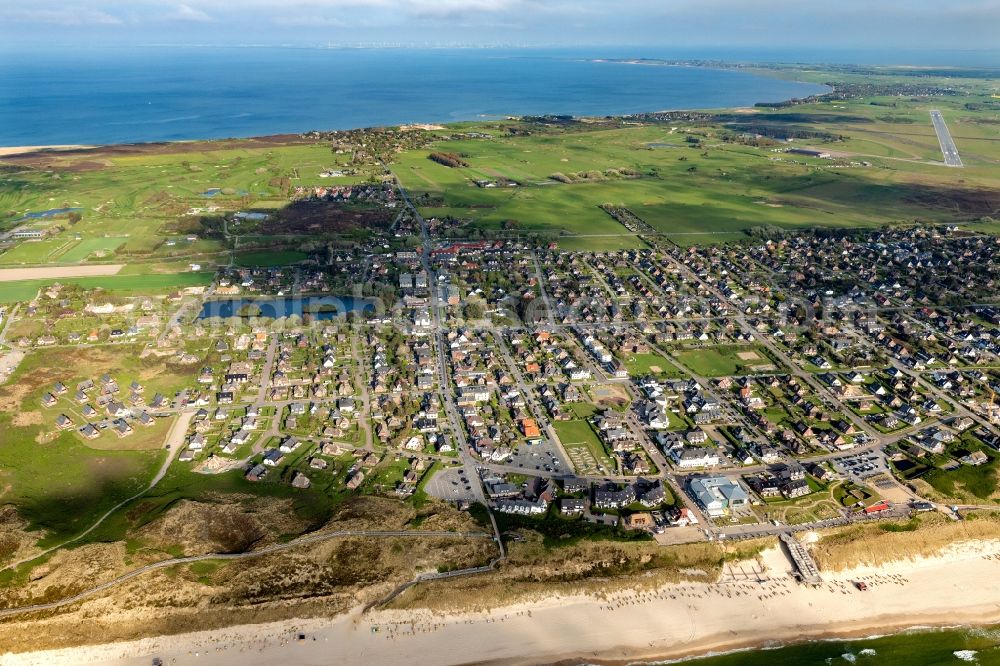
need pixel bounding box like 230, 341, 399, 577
780, 533, 822, 585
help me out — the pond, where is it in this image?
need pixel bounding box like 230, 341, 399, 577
198, 295, 376, 320
14, 207, 84, 222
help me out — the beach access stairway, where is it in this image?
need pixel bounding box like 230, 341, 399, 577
780, 533, 822, 585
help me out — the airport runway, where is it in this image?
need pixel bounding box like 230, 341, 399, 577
930, 109, 963, 167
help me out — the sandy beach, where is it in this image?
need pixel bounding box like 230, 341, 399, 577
0, 146, 92, 157
5, 537, 1000, 666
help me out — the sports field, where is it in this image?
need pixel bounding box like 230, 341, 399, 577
621, 352, 684, 378
673, 345, 773, 377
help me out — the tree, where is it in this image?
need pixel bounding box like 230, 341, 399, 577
464, 301, 485, 320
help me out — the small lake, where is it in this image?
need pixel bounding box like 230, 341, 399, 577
14, 207, 83, 222
198, 295, 375, 320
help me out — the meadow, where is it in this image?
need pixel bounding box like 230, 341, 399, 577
0, 345, 198, 542
390, 90, 1000, 248
0, 139, 345, 300
0, 272, 213, 303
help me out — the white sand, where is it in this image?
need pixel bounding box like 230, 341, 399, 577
0, 145, 92, 157
7, 539, 1000, 666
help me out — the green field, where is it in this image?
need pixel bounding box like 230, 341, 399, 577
58, 237, 127, 263
234, 250, 309, 267
621, 352, 684, 378
0, 271, 213, 303
0, 345, 200, 543
673, 345, 771, 377
553, 419, 615, 473
389, 90, 1000, 245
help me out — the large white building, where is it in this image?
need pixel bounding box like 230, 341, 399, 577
689, 476, 749, 517
671, 446, 720, 469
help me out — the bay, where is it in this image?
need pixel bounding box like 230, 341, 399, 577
0, 47, 828, 146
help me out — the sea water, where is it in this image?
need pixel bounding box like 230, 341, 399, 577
639, 625, 1000, 666
0, 47, 830, 146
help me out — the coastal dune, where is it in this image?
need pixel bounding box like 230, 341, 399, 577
6, 539, 1000, 665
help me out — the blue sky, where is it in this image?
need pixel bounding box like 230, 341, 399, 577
1, 0, 998, 50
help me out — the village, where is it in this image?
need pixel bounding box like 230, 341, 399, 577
5, 217, 996, 562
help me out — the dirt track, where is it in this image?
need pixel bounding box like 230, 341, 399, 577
0, 265, 124, 282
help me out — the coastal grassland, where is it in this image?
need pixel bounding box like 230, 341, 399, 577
390, 532, 774, 612
0, 416, 163, 549
390, 92, 1000, 244
912, 446, 1000, 504
0, 271, 212, 303
811, 510, 1000, 571
0, 346, 198, 545
0, 139, 345, 281
0, 525, 495, 654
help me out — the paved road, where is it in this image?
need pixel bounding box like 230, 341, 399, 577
930, 110, 963, 167
251, 335, 279, 408
531, 249, 557, 327
350, 330, 375, 450
370, 555, 505, 610
0, 303, 19, 347
389, 169, 506, 559
0, 529, 494, 619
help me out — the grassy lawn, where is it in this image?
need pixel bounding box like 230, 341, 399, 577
58, 237, 127, 263
756, 479, 847, 525
81, 415, 177, 452
566, 402, 598, 419
553, 418, 615, 474
674, 345, 769, 377
621, 352, 684, 378
233, 250, 309, 267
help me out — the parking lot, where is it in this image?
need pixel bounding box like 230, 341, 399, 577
424, 465, 477, 501
832, 452, 889, 482
506, 438, 570, 475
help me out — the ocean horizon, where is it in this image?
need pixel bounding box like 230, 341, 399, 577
0, 47, 838, 147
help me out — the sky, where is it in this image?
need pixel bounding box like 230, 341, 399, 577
0, 0, 998, 51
